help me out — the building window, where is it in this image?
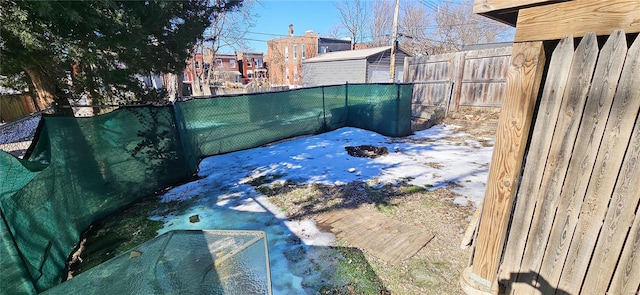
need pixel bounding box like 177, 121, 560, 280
183, 73, 189, 82
285, 47, 289, 61
293, 45, 297, 59
302, 44, 306, 59
195, 61, 200, 69
320, 46, 327, 54
254, 58, 262, 68
216, 59, 223, 68
293, 67, 298, 82
246, 58, 252, 67
285, 67, 290, 83
229, 59, 236, 68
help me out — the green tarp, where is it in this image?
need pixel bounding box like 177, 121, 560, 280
0, 83, 412, 294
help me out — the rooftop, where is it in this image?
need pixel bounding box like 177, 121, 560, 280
303, 46, 398, 63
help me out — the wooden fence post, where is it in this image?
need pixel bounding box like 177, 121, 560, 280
461, 41, 546, 293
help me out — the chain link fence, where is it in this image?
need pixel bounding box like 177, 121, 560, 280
0, 83, 412, 294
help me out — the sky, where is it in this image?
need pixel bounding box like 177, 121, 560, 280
240, 0, 343, 54
227, 0, 500, 54
153, 124, 494, 294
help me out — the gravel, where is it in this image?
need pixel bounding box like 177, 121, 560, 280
0, 115, 40, 144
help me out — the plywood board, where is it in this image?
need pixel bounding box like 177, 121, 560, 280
497, 35, 574, 289
511, 33, 599, 294
470, 41, 546, 289
315, 207, 434, 265
537, 30, 628, 294
558, 33, 640, 294
515, 0, 640, 42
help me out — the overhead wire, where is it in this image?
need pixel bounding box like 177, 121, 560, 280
214, 0, 506, 53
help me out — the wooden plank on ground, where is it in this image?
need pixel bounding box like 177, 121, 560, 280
559, 33, 640, 294
608, 196, 640, 293
469, 41, 546, 291
515, 0, 640, 42
497, 35, 574, 290
586, 89, 640, 294
511, 33, 599, 295
316, 207, 434, 265
537, 30, 628, 294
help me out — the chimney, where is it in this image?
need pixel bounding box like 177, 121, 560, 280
289, 24, 294, 37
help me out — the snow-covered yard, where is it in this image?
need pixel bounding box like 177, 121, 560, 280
146, 124, 494, 294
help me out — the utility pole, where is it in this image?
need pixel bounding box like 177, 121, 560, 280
389, 0, 400, 82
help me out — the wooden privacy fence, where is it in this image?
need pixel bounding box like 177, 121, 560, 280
470, 31, 640, 294
0, 94, 38, 123
404, 45, 511, 126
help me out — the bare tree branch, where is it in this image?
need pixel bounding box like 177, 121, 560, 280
334, 0, 513, 56
334, 0, 368, 49
369, 0, 394, 47
326, 25, 342, 39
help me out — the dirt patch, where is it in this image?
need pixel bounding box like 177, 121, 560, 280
265, 182, 474, 294
345, 145, 389, 158
66, 196, 165, 278
445, 108, 500, 139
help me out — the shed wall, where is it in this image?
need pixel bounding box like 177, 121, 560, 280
302, 59, 367, 86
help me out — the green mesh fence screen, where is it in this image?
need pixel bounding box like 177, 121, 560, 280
0, 83, 412, 294
346, 84, 412, 136
175, 85, 349, 166
1, 107, 191, 293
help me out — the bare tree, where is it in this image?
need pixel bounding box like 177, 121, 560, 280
430, 1, 511, 53
209, 0, 258, 54
334, 0, 368, 49
369, 0, 394, 47
398, 1, 432, 55
333, 0, 512, 56
326, 25, 342, 39
189, 0, 258, 96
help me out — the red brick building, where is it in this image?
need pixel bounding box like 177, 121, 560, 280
237, 52, 266, 84
212, 53, 242, 84
266, 24, 351, 86
184, 51, 266, 88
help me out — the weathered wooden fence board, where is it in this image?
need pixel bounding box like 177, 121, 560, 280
511, 33, 599, 295
586, 92, 640, 294
537, 30, 628, 294
459, 82, 506, 107
470, 41, 546, 290
498, 35, 574, 289
608, 196, 640, 293
491, 31, 640, 295
0, 94, 37, 123
558, 33, 640, 294
405, 45, 512, 124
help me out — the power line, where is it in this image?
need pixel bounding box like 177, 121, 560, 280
246, 31, 290, 37
417, 0, 439, 11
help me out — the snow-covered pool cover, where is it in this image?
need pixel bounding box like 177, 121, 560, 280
153, 125, 493, 294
